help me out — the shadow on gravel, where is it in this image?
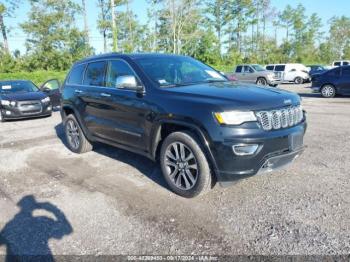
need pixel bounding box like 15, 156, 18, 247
54, 123, 169, 190
0, 195, 73, 262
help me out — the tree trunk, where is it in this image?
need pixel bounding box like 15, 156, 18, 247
110, 0, 117, 52
82, 0, 89, 46
0, 13, 9, 53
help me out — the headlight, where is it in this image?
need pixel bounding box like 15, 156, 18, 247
41, 97, 50, 103
214, 111, 257, 125
1, 100, 10, 106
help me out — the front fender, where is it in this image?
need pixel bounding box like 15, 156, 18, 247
150, 118, 220, 180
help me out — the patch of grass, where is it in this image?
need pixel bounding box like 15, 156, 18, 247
0, 71, 68, 86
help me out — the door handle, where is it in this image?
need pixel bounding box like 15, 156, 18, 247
75, 89, 83, 94
100, 93, 111, 97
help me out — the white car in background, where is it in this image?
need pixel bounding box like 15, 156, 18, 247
266, 64, 310, 84
332, 60, 350, 67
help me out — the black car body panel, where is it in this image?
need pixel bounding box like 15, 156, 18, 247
311, 65, 350, 95
0, 80, 53, 120
61, 53, 307, 185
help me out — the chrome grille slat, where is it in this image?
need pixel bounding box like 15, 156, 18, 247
256, 105, 303, 131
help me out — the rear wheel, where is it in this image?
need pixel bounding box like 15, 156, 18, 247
64, 114, 93, 153
160, 131, 213, 198
294, 77, 303, 84
321, 84, 336, 98
256, 77, 267, 86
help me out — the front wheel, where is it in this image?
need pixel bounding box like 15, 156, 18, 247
321, 84, 336, 98
64, 114, 93, 153
160, 131, 213, 198
256, 77, 267, 86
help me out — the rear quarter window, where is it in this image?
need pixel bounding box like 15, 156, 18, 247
275, 65, 286, 72
67, 64, 86, 85
235, 66, 242, 73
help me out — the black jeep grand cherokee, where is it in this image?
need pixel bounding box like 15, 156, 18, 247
60, 53, 306, 197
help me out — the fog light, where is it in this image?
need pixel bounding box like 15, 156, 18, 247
47, 106, 52, 111
5, 111, 11, 115
232, 144, 259, 156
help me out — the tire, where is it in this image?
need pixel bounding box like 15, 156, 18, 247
160, 131, 213, 198
256, 77, 267, 86
294, 77, 303, 85
321, 84, 336, 98
64, 114, 93, 153
271, 84, 278, 87
0, 110, 4, 122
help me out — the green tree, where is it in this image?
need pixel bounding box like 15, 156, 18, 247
21, 0, 91, 71
328, 16, 350, 59
205, 0, 230, 58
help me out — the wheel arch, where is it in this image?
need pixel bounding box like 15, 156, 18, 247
150, 120, 219, 180
60, 104, 93, 141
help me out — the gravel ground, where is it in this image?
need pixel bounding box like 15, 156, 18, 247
0, 84, 349, 256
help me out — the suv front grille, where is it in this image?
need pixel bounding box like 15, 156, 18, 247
256, 105, 303, 131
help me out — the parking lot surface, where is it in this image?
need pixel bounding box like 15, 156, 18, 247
0, 84, 349, 255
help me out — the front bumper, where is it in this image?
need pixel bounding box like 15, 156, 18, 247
267, 79, 282, 86
1, 103, 52, 120
210, 121, 307, 186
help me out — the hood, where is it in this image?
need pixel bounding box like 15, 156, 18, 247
162, 82, 300, 111
0, 91, 47, 101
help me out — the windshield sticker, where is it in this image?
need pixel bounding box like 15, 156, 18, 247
1, 85, 12, 90
205, 70, 222, 79
158, 79, 168, 84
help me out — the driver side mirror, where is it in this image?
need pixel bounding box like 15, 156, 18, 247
115, 75, 143, 91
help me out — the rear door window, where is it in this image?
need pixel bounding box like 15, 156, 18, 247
343, 61, 349, 66
68, 64, 86, 85
266, 65, 274, 71
235, 66, 242, 73
83, 61, 106, 86
334, 62, 341, 66
275, 65, 286, 72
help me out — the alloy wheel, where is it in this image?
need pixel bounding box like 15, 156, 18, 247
66, 119, 80, 150
164, 142, 198, 190
321, 85, 335, 98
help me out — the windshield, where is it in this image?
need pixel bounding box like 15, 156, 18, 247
251, 64, 266, 72
135, 56, 227, 87
0, 81, 39, 94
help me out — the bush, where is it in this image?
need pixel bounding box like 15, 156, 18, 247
0, 71, 68, 86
